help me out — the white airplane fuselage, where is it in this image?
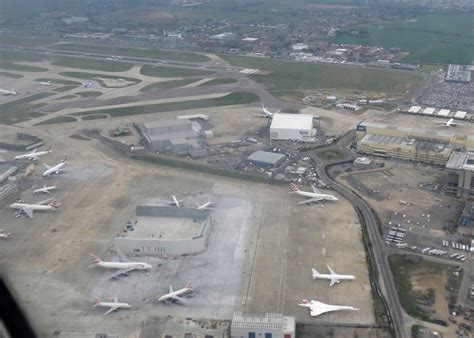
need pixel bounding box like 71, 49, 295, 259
293, 190, 338, 201
158, 286, 193, 302
95, 261, 151, 270
34, 186, 58, 194
95, 301, 131, 310
298, 300, 359, 317
0, 89, 18, 96
9, 203, 56, 211
14, 150, 50, 160
43, 161, 66, 176
312, 273, 355, 282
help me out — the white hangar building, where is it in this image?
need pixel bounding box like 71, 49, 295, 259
270, 113, 315, 142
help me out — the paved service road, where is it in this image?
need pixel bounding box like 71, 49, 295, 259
309, 131, 407, 338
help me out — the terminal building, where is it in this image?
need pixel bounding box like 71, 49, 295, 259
446, 151, 474, 198
356, 122, 474, 166
457, 202, 474, 237
231, 312, 295, 338
270, 113, 315, 142
114, 205, 213, 256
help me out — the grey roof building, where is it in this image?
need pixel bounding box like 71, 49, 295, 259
247, 151, 286, 169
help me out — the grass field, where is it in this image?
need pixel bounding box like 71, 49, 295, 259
330, 14, 474, 64
48, 43, 210, 63
54, 95, 76, 101
0, 92, 55, 113
0, 71, 23, 79
52, 57, 133, 72
81, 115, 108, 121
76, 91, 102, 98
198, 78, 238, 86
140, 65, 213, 78
41, 92, 258, 122
53, 85, 78, 93
0, 50, 45, 62
316, 149, 345, 161
58, 71, 141, 87
139, 79, 198, 92
0, 110, 45, 125
34, 78, 82, 86
0, 62, 48, 72
0, 35, 57, 47
35, 115, 77, 126
221, 55, 422, 94
388, 254, 451, 322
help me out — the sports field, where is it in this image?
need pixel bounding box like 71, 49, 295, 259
330, 14, 474, 64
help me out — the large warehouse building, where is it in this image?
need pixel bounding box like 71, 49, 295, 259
270, 113, 315, 142
356, 122, 474, 165
141, 119, 207, 157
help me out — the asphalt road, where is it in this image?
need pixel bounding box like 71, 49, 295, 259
309, 131, 407, 338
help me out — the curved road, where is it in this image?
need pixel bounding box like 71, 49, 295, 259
309, 131, 407, 338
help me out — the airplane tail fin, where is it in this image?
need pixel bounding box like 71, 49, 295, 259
289, 183, 299, 192
312, 268, 319, 278
49, 199, 60, 208
301, 299, 309, 304
89, 254, 102, 265
93, 298, 101, 306
185, 281, 193, 290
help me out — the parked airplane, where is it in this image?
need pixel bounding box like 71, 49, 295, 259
89, 253, 152, 280
312, 265, 356, 286
0, 88, 18, 96
39, 81, 51, 86
298, 299, 359, 317
42, 158, 66, 177
158, 282, 193, 304
94, 296, 131, 315
9, 198, 60, 218
14, 148, 52, 161
83, 82, 93, 88
169, 195, 186, 207
259, 104, 280, 118
196, 200, 214, 210
0, 230, 11, 239
440, 118, 461, 127
33, 183, 59, 194
289, 183, 338, 204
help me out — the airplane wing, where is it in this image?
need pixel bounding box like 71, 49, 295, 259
44, 163, 52, 170
38, 198, 54, 205
104, 306, 118, 315
311, 185, 321, 194
298, 197, 324, 205
103, 267, 136, 280
329, 278, 339, 287
114, 248, 130, 262
21, 207, 33, 219
327, 265, 336, 275
167, 295, 187, 305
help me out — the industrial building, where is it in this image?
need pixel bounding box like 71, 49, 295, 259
114, 205, 213, 256
0, 164, 17, 183
231, 312, 295, 338
141, 119, 207, 157
247, 151, 286, 169
446, 151, 474, 198
356, 122, 474, 165
270, 113, 315, 142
